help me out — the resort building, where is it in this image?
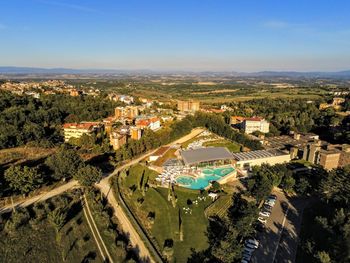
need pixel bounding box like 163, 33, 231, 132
180, 147, 234, 167
177, 100, 200, 113
63, 122, 102, 142
231, 149, 291, 170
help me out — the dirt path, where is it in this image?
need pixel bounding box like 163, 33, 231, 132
0, 180, 78, 214
83, 194, 114, 263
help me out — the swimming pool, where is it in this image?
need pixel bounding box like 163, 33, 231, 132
176, 166, 235, 190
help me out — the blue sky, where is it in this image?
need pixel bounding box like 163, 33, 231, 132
1, 0, 350, 71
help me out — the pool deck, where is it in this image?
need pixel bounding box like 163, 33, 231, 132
176, 165, 237, 190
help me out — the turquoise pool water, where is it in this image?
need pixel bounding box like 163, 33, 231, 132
176, 166, 234, 190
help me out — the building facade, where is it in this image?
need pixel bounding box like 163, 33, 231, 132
177, 100, 200, 112
63, 122, 101, 142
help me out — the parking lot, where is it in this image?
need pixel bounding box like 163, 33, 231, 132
250, 190, 307, 263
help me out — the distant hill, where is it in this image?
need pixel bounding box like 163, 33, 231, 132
0, 66, 350, 78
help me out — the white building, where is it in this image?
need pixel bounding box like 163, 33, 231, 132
242, 118, 270, 134
232, 149, 290, 170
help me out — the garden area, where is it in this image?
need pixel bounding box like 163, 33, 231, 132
119, 164, 213, 262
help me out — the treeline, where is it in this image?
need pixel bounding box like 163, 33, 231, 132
0, 91, 122, 149
1, 146, 102, 197
0, 189, 132, 262
296, 166, 350, 263
223, 98, 350, 143
114, 112, 261, 164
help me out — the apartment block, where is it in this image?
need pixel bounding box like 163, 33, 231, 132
115, 106, 139, 119
63, 122, 101, 142
177, 100, 200, 112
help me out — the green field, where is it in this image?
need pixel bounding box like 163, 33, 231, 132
0, 191, 102, 263
203, 139, 241, 152
120, 164, 212, 262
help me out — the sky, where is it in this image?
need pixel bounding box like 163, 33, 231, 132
1, 0, 350, 72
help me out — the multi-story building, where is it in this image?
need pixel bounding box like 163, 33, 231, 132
303, 142, 350, 170
318, 150, 341, 170
109, 132, 127, 150
135, 117, 161, 131
130, 126, 142, 140
242, 117, 270, 134
115, 106, 139, 119
63, 122, 101, 142
102, 116, 117, 135
230, 116, 270, 134
177, 100, 200, 112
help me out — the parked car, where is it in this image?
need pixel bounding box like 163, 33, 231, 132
265, 200, 275, 206
245, 243, 257, 249
245, 238, 260, 247
258, 217, 267, 224
259, 211, 271, 217
241, 260, 249, 263
268, 194, 277, 201
242, 253, 252, 261
264, 204, 273, 211
243, 247, 255, 253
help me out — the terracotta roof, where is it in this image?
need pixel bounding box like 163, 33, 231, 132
63, 122, 99, 130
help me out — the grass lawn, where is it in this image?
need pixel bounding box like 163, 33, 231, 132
152, 148, 177, 167
0, 192, 103, 263
120, 165, 212, 262
203, 139, 241, 152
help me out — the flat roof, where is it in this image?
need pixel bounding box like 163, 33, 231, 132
180, 147, 233, 166
231, 149, 288, 161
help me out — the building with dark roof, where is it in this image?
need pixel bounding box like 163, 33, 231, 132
180, 147, 234, 166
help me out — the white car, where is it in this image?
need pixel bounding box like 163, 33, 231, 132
245, 242, 257, 249
246, 238, 260, 247
258, 217, 267, 224
265, 200, 275, 206
259, 211, 271, 217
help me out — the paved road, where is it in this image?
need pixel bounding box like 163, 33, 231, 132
251, 190, 307, 263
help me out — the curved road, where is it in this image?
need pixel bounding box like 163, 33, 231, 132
0, 128, 204, 263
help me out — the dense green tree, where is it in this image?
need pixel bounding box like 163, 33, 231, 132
4, 165, 44, 194
45, 147, 84, 180
74, 165, 102, 187
48, 208, 67, 232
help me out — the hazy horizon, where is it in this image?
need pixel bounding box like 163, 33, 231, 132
1, 0, 350, 71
